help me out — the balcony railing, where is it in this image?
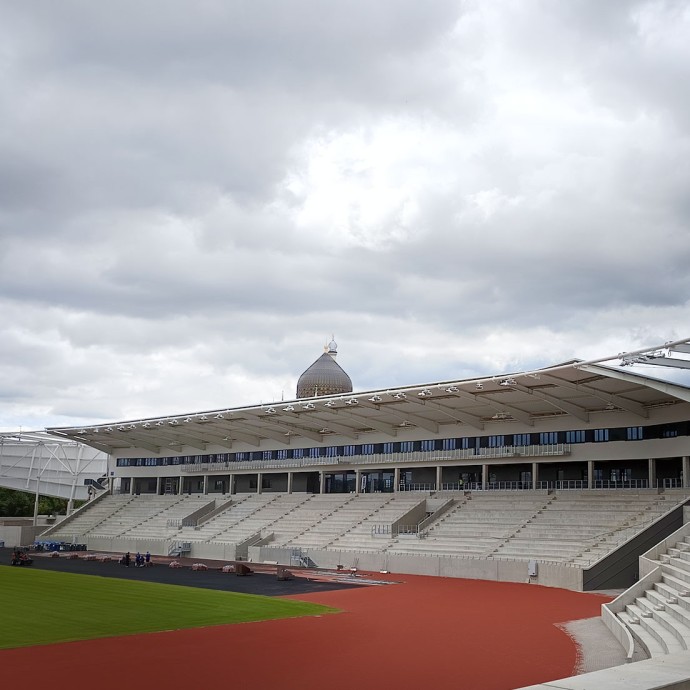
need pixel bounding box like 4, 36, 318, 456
180, 444, 571, 473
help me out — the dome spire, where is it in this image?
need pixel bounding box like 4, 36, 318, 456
326, 335, 338, 358
297, 339, 352, 399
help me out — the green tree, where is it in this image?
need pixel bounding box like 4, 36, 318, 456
0, 488, 80, 517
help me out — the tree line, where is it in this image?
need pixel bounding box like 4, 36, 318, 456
0, 487, 81, 517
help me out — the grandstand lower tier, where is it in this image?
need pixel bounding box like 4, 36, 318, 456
40, 488, 690, 591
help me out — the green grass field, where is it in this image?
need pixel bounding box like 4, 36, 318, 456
0, 567, 336, 649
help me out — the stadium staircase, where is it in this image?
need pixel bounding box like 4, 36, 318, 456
604, 522, 690, 658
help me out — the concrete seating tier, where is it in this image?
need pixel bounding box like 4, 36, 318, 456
284, 495, 392, 549
386, 492, 553, 559
269, 495, 354, 547
389, 536, 500, 557
492, 491, 687, 564
213, 493, 311, 545
179, 494, 276, 542
88, 495, 186, 538
54, 489, 688, 573
328, 495, 425, 551
176, 494, 253, 541
44, 494, 134, 540
121, 495, 213, 540
491, 539, 586, 560
387, 489, 688, 564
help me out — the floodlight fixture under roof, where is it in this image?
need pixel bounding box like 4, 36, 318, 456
283, 405, 295, 412
445, 386, 459, 393
418, 389, 432, 397
369, 394, 382, 403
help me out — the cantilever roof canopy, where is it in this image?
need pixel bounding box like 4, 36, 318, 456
46, 356, 690, 457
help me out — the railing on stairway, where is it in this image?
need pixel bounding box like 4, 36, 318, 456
168, 541, 191, 557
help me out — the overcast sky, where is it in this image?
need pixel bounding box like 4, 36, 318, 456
2, 1, 690, 431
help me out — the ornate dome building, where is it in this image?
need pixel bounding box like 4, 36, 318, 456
296, 339, 353, 398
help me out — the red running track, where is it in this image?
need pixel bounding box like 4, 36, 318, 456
3, 574, 610, 690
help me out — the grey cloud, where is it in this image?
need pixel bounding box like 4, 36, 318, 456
2, 1, 690, 430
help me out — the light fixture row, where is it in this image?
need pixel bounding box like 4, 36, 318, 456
82, 375, 522, 435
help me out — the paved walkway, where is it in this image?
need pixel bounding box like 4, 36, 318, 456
0, 547, 366, 596
560, 617, 631, 673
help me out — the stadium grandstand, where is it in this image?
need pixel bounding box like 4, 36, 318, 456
38, 338, 689, 583
21, 336, 690, 685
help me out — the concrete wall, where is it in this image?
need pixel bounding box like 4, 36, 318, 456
639, 513, 690, 578
250, 545, 584, 590
0, 525, 46, 547
86, 536, 170, 556
583, 502, 687, 590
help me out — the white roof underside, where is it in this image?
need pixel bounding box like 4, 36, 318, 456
46, 358, 690, 457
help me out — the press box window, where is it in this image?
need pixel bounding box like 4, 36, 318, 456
627, 427, 643, 441
539, 432, 558, 445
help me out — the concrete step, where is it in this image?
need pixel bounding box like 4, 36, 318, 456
662, 561, 690, 583
646, 588, 690, 629
618, 610, 666, 657
654, 581, 690, 613
661, 571, 690, 598
625, 603, 685, 655
635, 596, 690, 650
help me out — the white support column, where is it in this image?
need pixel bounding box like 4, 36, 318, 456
683, 457, 690, 489
355, 469, 362, 494
203, 475, 209, 495
587, 461, 594, 489
229, 474, 235, 495
436, 466, 443, 492
287, 472, 293, 494
394, 467, 400, 493
319, 471, 326, 494
482, 464, 489, 490
178, 476, 184, 495
257, 473, 262, 494
156, 477, 162, 495
648, 458, 656, 489
33, 479, 40, 526
32, 445, 43, 526
532, 462, 538, 490
129, 478, 135, 495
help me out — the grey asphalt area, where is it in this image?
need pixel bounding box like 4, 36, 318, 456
0, 547, 365, 596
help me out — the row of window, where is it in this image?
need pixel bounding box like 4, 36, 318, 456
115, 420, 689, 468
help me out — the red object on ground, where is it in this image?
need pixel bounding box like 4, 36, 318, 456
0, 573, 610, 690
